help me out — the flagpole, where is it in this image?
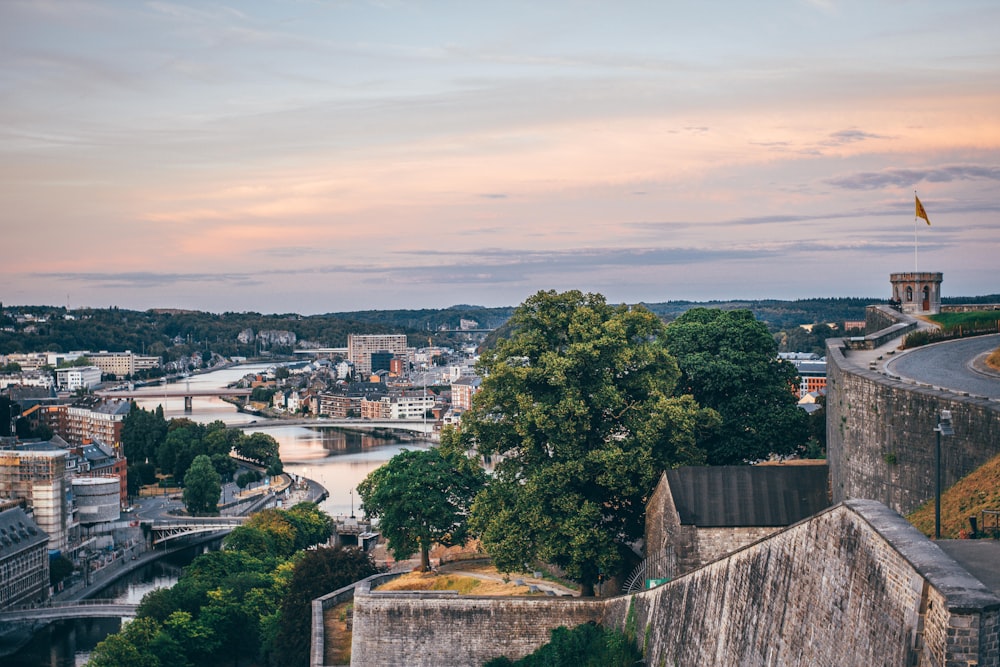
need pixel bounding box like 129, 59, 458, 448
914, 190, 919, 273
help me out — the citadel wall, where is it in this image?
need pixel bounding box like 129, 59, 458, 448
346, 501, 1000, 666
826, 304, 1000, 515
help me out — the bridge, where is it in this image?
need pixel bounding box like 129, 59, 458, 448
0, 600, 139, 624
240, 417, 436, 435
96, 386, 252, 411
149, 517, 247, 545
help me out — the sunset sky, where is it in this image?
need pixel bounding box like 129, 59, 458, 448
2, 0, 998, 315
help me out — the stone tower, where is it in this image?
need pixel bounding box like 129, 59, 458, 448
889, 272, 942, 314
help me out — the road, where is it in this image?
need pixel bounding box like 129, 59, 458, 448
884, 333, 1000, 399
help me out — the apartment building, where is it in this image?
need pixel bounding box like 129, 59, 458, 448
450, 375, 482, 411
347, 334, 413, 377
360, 392, 435, 420
85, 350, 161, 378
65, 399, 130, 449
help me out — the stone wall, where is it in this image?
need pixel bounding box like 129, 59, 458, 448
695, 525, 781, 564
347, 502, 1000, 666
349, 586, 605, 667
603, 500, 999, 667
826, 339, 1000, 515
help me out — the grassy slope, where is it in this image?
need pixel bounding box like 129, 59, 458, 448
908, 451, 1000, 539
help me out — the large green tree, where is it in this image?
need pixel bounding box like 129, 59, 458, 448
357, 447, 486, 570
664, 307, 809, 464
461, 290, 718, 596
121, 403, 167, 464
182, 454, 222, 516
272, 546, 378, 667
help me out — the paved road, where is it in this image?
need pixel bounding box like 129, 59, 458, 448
885, 334, 1000, 398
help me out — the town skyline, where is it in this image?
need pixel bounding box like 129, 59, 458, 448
3, 1, 999, 315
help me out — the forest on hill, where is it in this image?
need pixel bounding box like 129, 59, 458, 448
2, 294, 997, 361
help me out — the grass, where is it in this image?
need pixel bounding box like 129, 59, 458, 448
927, 311, 1000, 332
908, 450, 1000, 539
987, 347, 1000, 372
324, 601, 353, 665
375, 569, 534, 596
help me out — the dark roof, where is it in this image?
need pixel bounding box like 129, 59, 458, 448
0, 507, 48, 557
664, 464, 829, 527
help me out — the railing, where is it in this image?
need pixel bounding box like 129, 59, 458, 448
623, 547, 676, 594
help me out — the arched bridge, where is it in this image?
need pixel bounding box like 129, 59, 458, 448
150, 517, 247, 545
0, 600, 139, 624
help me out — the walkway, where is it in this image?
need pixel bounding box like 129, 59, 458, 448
936, 540, 1000, 597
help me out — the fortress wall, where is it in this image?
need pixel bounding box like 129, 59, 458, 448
826, 339, 1000, 515
346, 503, 1000, 666
602, 500, 1000, 667
349, 587, 605, 667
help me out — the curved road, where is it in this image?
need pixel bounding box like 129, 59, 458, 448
884, 333, 1000, 399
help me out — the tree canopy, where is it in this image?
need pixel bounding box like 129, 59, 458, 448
460, 290, 718, 595
664, 307, 809, 464
90, 503, 346, 667
357, 446, 485, 570
182, 455, 221, 516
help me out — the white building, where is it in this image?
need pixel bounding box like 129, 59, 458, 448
55, 366, 102, 391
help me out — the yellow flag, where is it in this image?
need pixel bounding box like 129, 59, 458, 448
915, 195, 930, 225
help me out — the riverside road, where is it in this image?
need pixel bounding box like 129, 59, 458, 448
884, 333, 1000, 399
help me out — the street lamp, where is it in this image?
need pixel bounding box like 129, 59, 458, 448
934, 409, 954, 540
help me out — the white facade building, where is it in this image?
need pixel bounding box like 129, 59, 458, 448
55, 366, 102, 391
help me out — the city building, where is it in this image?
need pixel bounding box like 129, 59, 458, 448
55, 366, 102, 391
85, 350, 161, 378
779, 353, 827, 398
75, 440, 128, 507
0, 505, 50, 610
450, 375, 482, 411
64, 398, 131, 450
348, 334, 412, 377
0, 446, 71, 551
360, 391, 435, 420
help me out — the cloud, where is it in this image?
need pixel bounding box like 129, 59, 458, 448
32, 271, 262, 289
821, 129, 890, 146
828, 165, 1000, 190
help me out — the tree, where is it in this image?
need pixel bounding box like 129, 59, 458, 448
461, 290, 717, 596
271, 546, 378, 667
664, 307, 810, 464
121, 403, 167, 464
183, 455, 221, 516
357, 447, 485, 570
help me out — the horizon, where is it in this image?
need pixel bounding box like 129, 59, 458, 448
3, 2, 998, 315
10, 290, 1000, 319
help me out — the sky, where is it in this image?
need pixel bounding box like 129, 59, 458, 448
2, 0, 998, 315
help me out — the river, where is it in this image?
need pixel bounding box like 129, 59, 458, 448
7, 363, 433, 666
129, 362, 434, 516
5, 540, 220, 667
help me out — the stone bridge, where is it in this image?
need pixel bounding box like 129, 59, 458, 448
0, 600, 139, 624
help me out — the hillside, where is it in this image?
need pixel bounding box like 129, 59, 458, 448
908, 451, 1000, 539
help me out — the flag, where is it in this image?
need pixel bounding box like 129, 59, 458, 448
915, 195, 930, 225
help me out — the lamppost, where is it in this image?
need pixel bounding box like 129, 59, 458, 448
934, 409, 954, 540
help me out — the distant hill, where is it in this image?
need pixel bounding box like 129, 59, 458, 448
2, 294, 997, 360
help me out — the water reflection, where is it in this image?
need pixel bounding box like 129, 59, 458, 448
129, 363, 435, 518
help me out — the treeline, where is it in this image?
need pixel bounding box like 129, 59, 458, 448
4, 295, 997, 361
121, 405, 282, 506
87, 504, 377, 667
